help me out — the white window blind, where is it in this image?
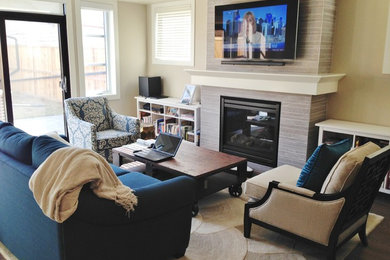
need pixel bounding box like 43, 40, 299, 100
152, 1, 194, 66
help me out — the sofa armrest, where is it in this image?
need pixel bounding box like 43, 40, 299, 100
69, 176, 196, 225
130, 176, 196, 221
66, 115, 97, 151
246, 183, 345, 246
111, 111, 140, 137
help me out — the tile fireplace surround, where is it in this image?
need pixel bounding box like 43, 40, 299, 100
186, 69, 345, 170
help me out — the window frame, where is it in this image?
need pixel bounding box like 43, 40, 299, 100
75, 0, 120, 99
151, 0, 195, 66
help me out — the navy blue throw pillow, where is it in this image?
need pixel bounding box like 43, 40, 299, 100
296, 138, 352, 192
0, 124, 35, 164
32, 135, 68, 168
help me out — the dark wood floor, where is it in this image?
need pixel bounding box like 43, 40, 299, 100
347, 192, 390, 259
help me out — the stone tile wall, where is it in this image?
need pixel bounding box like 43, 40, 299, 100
201, 86, 328, 169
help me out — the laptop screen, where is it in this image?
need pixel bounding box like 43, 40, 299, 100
153, 133, 182, 156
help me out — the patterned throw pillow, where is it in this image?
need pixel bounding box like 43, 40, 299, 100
296, 138, 352, 192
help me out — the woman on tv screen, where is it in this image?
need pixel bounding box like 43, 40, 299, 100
238, 11, 266, 59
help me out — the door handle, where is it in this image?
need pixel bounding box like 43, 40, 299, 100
59, 76, 67, 93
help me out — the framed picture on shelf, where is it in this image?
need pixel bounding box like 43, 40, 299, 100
180, 85, 196, 104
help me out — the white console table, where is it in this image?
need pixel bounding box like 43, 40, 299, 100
316, 119, 390, 194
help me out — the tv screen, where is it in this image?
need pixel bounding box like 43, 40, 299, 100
215, 0, 299, 61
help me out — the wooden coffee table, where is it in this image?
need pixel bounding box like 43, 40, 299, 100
113, 142, 248, 216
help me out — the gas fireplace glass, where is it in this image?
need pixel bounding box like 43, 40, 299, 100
220, 96, 280, 167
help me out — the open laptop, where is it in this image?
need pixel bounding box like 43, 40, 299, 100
133, 133, 182, 162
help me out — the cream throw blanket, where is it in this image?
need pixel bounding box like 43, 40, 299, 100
29, 147, 138, 223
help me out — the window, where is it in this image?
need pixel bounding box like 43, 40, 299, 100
0, 0, 63, 15
77, 1, 119, 98
152, 0, 194, 66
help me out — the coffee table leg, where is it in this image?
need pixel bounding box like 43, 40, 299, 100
228, 185, 243, 197
145, 162, 152, 175
228, 161, 247, 197
112, 150, 122, 166
192, 202, 199, 217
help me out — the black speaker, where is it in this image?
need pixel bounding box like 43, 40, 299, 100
139, 76, 162, 97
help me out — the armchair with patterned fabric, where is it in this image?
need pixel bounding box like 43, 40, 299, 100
64, 96, 140, 162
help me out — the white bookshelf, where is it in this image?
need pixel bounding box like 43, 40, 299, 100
135, 96, 201, 145
316, 119, 390, 194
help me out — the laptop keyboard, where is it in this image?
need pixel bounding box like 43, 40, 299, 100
134, 149, 169, 161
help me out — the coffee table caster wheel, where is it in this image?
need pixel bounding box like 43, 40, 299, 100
229, 185, 242, 197
192, 204, 199, 217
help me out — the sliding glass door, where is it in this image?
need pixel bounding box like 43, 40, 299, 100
0, 11, 70, 135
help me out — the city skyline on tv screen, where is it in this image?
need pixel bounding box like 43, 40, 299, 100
221, 4, 288, 59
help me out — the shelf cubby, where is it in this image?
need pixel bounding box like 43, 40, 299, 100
136, 96, 201, 145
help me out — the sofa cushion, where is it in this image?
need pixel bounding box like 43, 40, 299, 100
109, 163, 130, 176
297, 138, 352, 192
321, 142, 381, 194
119, 172, 160, 190
44, 131, 70, 145
0, 124, 35, 165
32, 135, 68, 168
0, 121, 12, 129
245, 165, 301, 200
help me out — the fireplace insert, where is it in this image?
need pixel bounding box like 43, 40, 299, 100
220, 96, 280, 167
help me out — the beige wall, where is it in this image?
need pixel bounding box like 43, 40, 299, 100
329, 0, 390, 126
126, 0, 390, 127
146, 0, 207, 100
109, 2, 147, 116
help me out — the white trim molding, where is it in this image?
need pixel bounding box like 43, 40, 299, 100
185, 69, 346, 96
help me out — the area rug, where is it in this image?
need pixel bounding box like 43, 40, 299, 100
178, 189, 384, 260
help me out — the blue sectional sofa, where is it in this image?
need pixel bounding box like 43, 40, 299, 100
0, 121, 196, 260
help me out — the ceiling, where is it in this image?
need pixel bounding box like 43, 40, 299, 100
119, 0, 169, 4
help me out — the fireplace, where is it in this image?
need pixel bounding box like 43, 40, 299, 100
220, 96, 281, 167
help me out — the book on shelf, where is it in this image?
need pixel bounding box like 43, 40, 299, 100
141, 115, 153, 125
181, 125, 193, 139
154, 118, 164, 134
186, 130, 194, 142
166, 123, 180, 135
180, 113, 194, 120
140, 111, 150, 117
184, 129, 200, 144
166, 107, 179, 117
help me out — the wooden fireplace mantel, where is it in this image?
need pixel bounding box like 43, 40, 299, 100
185, 69, 346, 96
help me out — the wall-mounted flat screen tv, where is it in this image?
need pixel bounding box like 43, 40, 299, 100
215, 0, 299, 61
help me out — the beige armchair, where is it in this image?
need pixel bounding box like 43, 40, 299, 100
244, 143, 390, 259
